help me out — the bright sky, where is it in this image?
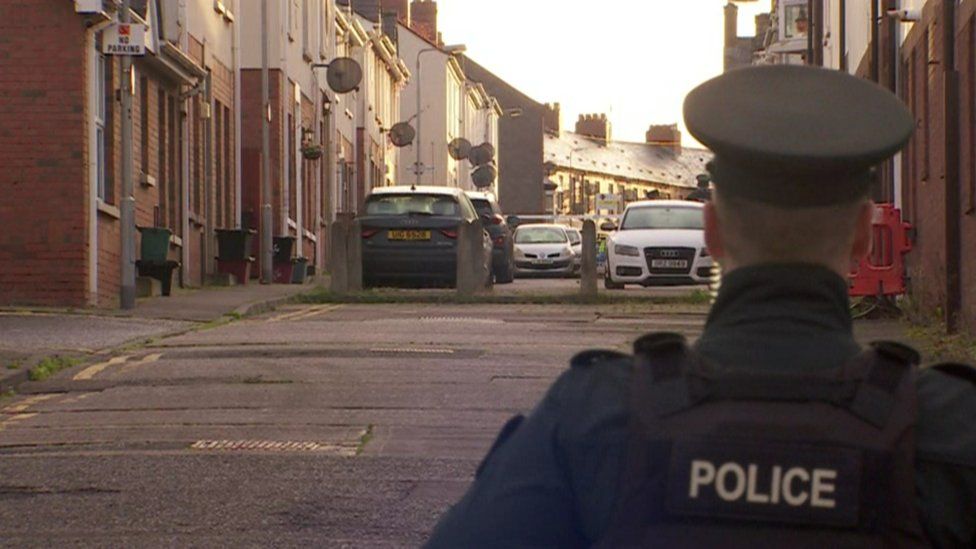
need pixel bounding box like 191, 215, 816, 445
439, 0, 772, 147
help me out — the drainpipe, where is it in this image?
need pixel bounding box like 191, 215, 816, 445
943, 0, 961, 333
807, 0, 815, 64
233, 0, 242, 228
839, 0, 847, 71
871, 0, 880, 82
203, 71, 214, 279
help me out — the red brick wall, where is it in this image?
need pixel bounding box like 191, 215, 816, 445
241, 69, 284, 275
899, 0, 976, 333
0, 2, 89, 307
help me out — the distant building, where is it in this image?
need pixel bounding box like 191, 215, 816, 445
460, 57, 547, 214
544, 116, 711, 216
724, 2, 772, 71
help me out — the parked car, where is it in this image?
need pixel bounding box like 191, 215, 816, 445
604, 200, 714, 288
360, 186, 492, 288
465, 191, 515, 283
513, 224, 579, 278
565, 226, 583, 274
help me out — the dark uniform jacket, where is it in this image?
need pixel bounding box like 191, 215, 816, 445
425, 264, 976, 548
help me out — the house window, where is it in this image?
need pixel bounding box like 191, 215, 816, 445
140, 76, 149, 177
158, 88, 167, 225
288, 113, 296, 221
95, 51, 113, 203
192, 97, 202, 216
223, 103, 232, 226
302, 0, 310, 57
215, 104, 224, 227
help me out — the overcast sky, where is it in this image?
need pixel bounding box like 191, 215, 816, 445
439, 0, 771, 147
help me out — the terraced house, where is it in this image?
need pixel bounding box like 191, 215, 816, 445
0, 0, 240, 307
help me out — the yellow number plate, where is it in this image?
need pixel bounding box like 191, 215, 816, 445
388, 230, 431, 241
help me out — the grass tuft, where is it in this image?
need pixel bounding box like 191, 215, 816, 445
356, 424, 375, 456
28, 356, 82, 382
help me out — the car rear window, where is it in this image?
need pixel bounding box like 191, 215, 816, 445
620, 206, 703, 230
365, 194, 460, 217
470, 199, 493, 218
515, 227, 568, 244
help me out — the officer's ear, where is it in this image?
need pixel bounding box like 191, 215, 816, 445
850, 200, 874, 262
703, 201, 725, 262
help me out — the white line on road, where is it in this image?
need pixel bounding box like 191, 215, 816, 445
73, 355, 131, 381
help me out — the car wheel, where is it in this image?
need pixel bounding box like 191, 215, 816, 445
496, 258, 515, 284
604, 267, 625, 290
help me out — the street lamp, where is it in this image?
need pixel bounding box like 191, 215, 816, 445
415, 43, 466, 185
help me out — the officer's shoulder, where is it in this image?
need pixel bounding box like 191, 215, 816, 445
915, 361, 976, 467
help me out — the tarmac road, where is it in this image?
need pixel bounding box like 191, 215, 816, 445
0, 298, 907, 547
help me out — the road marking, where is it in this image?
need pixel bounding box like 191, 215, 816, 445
268, 304, 341, 323
290, 304, 342, 321
73, 355, 130, 381
2, 394, 55, 414
118, 352, 163, 376
0, 412, 38, 433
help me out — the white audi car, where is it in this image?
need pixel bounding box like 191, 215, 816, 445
604, 200, 715, 288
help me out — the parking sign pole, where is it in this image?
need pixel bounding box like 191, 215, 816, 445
119, 0, 136, 309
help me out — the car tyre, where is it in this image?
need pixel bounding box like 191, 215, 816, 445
495, 257, 515, 284
604, 268, 625, 290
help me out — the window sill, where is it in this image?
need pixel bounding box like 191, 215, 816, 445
97, 200, 120, 219
287, 218, 298, 230
170, 234, 183, 248
303, 228, 317, 242
140, 172, 157, 188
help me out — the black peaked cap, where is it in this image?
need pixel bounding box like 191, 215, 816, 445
683, 65, 914, 208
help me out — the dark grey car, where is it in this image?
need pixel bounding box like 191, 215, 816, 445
360, 186, 492, 288
465, 191, 515, 284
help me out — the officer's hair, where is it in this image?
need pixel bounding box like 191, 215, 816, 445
713, 189, 867, 266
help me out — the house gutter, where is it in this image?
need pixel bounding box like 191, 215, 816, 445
943, 0, 961, 333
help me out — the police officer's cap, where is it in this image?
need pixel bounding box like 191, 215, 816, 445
683, 65, 913, 208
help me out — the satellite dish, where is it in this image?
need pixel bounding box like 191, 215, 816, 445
448, 138, 472, 160
389, 122, 415, 148
326, 57, 363, 94
471, 164, 497, 188
469, 142, 495, 166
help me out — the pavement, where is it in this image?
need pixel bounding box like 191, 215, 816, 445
0, 282, 310, 393
0, 294, 918, 547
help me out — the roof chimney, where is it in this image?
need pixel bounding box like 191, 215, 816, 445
380, 0, 410, 25
410, 0, 438, 43
646, 124, 682, 153
575, 113, 611, 142
724, 2, 738, 48
544, 102, 561, 134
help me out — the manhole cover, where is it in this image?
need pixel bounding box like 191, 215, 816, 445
190, 440, 356, 455
368, 347, 455, 354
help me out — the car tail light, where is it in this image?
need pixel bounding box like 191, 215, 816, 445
361, 228, 380, 239
492, 235, 505, 248
440, 229, 458, 239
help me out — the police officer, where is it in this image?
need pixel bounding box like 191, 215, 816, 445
686, 173, 712, 202
424, 65, 976, 548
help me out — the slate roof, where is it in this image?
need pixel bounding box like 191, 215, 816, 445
544, 132, 712, 190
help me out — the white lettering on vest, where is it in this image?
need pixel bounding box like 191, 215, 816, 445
811, 469, 837, 508
687, 460, 838, 509
689, 460, 716, 498
715, 462, 746, 501
770, 465, 783, 504
746, 464, 770, 503
782, 467, 810, 506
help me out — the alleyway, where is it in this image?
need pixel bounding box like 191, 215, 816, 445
0, 301, 909, 546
